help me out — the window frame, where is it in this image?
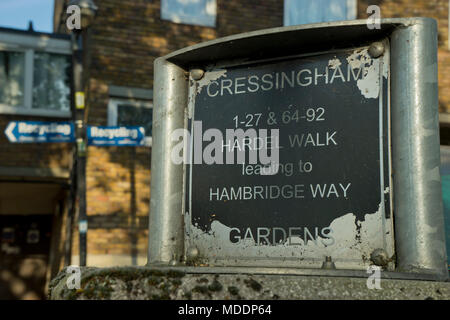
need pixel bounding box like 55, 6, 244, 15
0, 31, 72, 118
283, 0, 357, 27
107, 98, 153, 147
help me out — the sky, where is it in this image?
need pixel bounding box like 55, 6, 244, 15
0, 0, 54, 33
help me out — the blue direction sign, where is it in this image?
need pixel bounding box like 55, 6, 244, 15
5, 121, 75, 143
87, 126, 145, 146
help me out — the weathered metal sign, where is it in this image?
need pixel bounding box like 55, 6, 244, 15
149, 19, 447, 280
185, 45, 394, 269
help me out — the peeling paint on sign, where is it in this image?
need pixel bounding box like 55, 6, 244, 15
196, 69, 227, 94
186, 202, 394, 269
328, 58, 342, 70
347, 48, 380, 99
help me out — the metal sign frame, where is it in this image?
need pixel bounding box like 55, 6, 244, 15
148, 18, 448, 280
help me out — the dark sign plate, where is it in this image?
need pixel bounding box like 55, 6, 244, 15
186, 45, 394, 269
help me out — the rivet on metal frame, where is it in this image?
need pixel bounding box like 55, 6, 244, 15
321, 256, 336, 269
169, 254, 180, 266
370, 248, 389, 267
186, 246, 200, 259
169, 260, 178, 266
368, 41, 385, 58
190, 68, 205, 81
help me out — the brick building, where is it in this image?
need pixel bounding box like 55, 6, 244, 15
52, 0, 284, 269
54, 0, 450, 268
1, 0, 450, 298
0, 27, 73, 299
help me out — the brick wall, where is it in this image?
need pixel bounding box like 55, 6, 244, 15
358, 0, 450, 113
87, 0, 282, 89
68, 0, 283, 265
0, 115, 72, 170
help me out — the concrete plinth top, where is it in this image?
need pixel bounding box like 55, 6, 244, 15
49, 266, 450, 300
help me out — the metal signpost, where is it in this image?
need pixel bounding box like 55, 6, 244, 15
148, 18, 448, 280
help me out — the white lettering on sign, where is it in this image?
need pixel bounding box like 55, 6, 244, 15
18, 122, 72, 135
229, 226, 335, 246
310, 183, 352, 198
209, 184, 306, 201
205, 64, 364, 97
209, 183, 351, 201
90, 127, 139, 139
288, 131, 338, 148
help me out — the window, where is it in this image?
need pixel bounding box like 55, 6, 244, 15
0, 51, 25, 107
108, 98, 153, 146
33, 52, 71, 111
0, 31, 72, 117
161, 0, 216, 27
284, 0, 357, 26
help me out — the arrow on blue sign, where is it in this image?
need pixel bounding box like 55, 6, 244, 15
4, 121, 75, 143
87, 126, 145, 146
